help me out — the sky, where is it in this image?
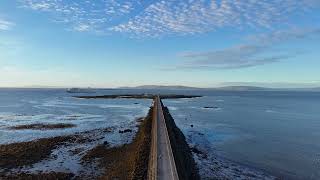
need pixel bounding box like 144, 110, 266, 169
0, 0, 320, 88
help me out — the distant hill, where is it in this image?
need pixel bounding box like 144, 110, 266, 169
282, 87, 320, 92
215, 86, 271, 91
121, 85, 201, 90
310, 87, 320, 91
7, 85, 319, 92
121, 85, 271, 91
214, 86, 320, 91
119, 85, 320, 92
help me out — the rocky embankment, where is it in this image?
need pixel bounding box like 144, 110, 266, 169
161, 102, 200, 180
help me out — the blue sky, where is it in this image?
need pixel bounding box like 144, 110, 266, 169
0, 0, 320, 88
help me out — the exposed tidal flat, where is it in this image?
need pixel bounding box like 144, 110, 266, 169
0, 89, 154, 178
0, 90, 199, 179
0, 88, 320, 179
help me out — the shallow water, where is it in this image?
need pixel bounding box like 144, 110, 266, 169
0, 88, 152, 144
164, 91, 320, 179
1, 88, 319, 179
0, 88, 153, 176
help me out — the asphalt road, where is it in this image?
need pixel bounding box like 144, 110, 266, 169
148, 96, 179, 180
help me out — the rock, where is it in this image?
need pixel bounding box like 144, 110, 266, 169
103, 141, 109, 146
118, 129, 132, 134
191, 147, 203, 154
203, 106, 219, 109
191, 146, 208, 159
136, 117, 144, 123
103, 127, 113, 133
124, 129, 132, 133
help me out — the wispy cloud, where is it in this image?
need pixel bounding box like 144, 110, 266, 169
73, 23, 91, 32
171, 27, 320, 70
19, 0, 319, 37
247, 28, 320, 45
20, 0, 142, 34
109, 0, 319, 37
0, 18, 14, 31
175, 45, 291, 70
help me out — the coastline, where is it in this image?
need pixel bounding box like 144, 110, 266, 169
1, 92, 315, 179
0, 98, 201, 179
75, 94, 202, 99
0, 110, 152, 179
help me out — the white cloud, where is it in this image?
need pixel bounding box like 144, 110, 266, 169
26, 1, 52, 10
0, 18, 14, 31
20, 0, 142, 34
73, 24, 90, 32
19, 0, 319, 37
110, 0, 318, 37
247, 28, 320, 45
171, 27, 320, 70
175, 45, 290, 70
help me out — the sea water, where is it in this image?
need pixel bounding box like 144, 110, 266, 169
164, 90, 320, 179
1, 88, 319, 179
0, 88, 152, 144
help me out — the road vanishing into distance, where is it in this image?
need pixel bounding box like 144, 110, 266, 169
148, 96, 179, 180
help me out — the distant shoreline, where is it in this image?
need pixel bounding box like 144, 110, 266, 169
0, 86, 319, 92
74, 94, 202, 99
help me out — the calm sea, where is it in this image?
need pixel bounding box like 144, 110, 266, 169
0, 88, 319, 179
163, 90, 320, 179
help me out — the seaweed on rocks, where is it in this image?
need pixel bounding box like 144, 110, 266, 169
81, 107, 153, 180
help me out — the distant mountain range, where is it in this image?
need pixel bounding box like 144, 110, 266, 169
5, 85, 320, 92
121, 85, 320, 92
215, 86, 269, 91
121, 85, 201, 90
217, 86, 320, 91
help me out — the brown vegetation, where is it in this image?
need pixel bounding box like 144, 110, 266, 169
0, 135, 81, 169
0, 99, 200, 180
76, 94, 154, 99
0, 172, 74, 180
82, 107, 153, 180
8, 123, 76, 130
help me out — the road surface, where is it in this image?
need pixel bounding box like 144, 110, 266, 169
148, 96, 179, 180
